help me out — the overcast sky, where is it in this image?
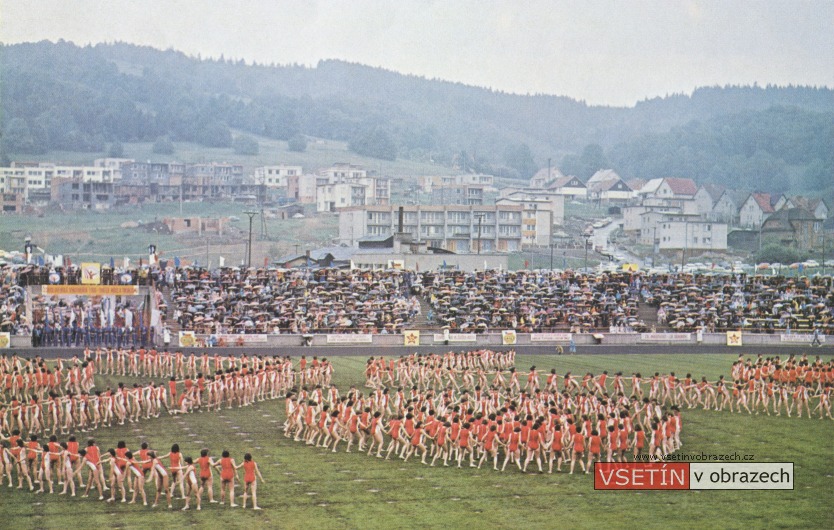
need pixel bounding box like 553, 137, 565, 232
2, 0, 832, 106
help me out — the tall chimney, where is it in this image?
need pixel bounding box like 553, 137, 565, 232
398, 206, 404, 233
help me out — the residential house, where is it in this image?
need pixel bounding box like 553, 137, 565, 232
548, 175, 587, 199
779, 196, 829, 221
761, 208, 823, 251
711, 189, 740, 225
739, 192, 775, 228
589, 177, 633, 204
529, 167, 565, 189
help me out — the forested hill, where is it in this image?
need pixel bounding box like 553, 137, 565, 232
1, 40, 832, 193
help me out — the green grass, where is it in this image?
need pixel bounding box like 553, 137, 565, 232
0, 202, 339, 264
2, 353, 832, 529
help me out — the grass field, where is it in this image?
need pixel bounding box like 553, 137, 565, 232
0, 201, 339, 265
2, 353, 832, 529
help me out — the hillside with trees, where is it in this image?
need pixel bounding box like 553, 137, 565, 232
1, 40, 831, 195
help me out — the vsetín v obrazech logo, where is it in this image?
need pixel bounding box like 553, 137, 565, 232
594, 462, 794, 490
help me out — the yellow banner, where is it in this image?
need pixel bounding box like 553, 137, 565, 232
81, 262, 101, 285
502, 329, 517, 345
622, 263, 639, 272
403, 330, 420, 346
43, 285, 139, 296
726, 330, 743, 346
0, 332, 9, 349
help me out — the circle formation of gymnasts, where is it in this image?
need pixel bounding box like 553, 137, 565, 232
283, 350, 833, 474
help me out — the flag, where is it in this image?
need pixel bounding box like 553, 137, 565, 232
110, 257, 115, 269
174, 256, 181, 268
219, 256, 225, 267
124, 256, 130, 268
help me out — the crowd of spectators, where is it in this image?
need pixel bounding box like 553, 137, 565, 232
421, 269, 646, 333
2, 262, 833, 340
167, 267, 422, 335
647, 273, 833, 333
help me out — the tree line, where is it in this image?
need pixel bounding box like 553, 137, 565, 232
1, 40, 831, 191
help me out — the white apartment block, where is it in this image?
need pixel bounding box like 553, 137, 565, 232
94, 158, 134, 180
639, 211, 728, 251
339, 204, 523, 253
496, 193, 564, 246
418, 174, 495, 193
320, 163, 367, 181
317, 182, 369, 212
1, 163, 117, 200
253, 165, 302, 187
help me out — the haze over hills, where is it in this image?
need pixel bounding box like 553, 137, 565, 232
1, 40, 831, 196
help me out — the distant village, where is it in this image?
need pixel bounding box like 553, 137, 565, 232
0, 159, 828, 268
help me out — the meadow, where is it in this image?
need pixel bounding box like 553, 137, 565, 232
0, 201, 339, 266
2, 353, 832, 530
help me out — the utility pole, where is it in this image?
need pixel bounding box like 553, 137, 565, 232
260, 205, 267, 238
584, 237, 589, 272
243, 210, 258, 268
476, 214, 484, 254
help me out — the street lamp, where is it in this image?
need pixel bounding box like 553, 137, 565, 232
475, 213, 484, 254
243, 210, 258, 268
814, 222, 826, 276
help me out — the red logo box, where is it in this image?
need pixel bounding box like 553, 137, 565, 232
594, 462, 690, 490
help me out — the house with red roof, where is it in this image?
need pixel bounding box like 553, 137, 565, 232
739, 192, 775, 228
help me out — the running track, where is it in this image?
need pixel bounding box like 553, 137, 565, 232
16, 343, 834, 359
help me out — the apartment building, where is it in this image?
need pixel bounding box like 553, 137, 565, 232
339, 204, 523, 253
